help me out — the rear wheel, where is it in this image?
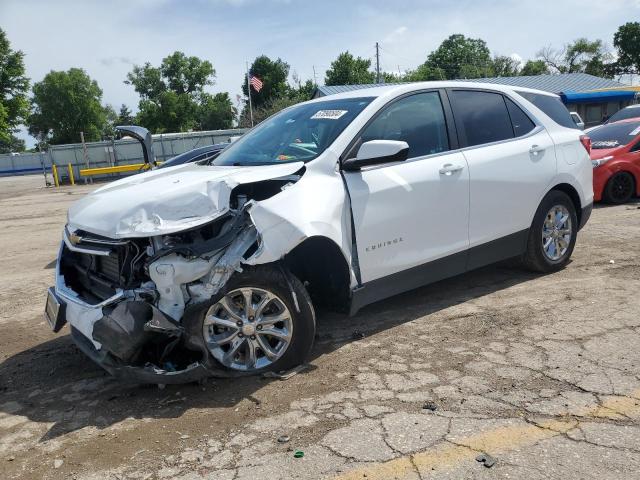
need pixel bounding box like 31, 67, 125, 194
201, 265, 315, 374
603, 172, 635, 204
522, 190, 577, 273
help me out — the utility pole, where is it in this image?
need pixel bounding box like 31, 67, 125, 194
375, 42, 381, 84
312, 65, 318, 85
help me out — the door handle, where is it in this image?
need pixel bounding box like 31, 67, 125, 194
529, 144, 545, 155
439, 163, 464, 175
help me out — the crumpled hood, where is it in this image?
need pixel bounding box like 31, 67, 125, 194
67, 162, 304, 238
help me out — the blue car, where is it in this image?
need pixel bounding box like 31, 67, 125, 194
158, 143, 227, 169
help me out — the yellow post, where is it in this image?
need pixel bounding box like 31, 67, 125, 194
67, 163, 75, 185
52, 164, 60, 187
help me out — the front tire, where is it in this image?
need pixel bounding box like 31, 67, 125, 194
603, 172, 635, 204
522, 190, 578, 273
200, 265, 315, 375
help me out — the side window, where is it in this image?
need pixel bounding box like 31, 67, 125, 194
505, 97, 536, 137
516, 91, 577, 129
359, 92, 449, 158
631, 141, 640, 153
450, 90, 514, 147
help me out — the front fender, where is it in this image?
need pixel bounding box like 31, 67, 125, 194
243, 170, 353, 270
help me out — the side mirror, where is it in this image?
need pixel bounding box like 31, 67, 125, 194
342, 140, 409, 171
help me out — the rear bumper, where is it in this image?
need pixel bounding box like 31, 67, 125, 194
579, 202, 593, 231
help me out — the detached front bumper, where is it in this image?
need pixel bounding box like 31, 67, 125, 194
70, 326, 209, 384
49, 242, 210, 384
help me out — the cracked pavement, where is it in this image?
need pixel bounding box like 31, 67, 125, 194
1, 175, 640, 479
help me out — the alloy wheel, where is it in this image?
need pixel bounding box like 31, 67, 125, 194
541, 204, 572, 261
609, 173, 634, 203
203, 287, 293, 371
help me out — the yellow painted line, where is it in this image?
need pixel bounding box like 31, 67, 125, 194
80, 163, 150, 176
333, 388, 640, 480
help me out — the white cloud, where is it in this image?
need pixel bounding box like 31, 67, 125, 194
510, 53, 523, 68
383, 26, 408, 44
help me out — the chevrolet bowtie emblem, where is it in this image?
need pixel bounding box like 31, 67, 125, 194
68, 232, 82, 245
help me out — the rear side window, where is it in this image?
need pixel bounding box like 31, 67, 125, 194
505, 98, 536, 137
516, 91, 577, 129
360, 91, 450, 158
449, 90, 514, 147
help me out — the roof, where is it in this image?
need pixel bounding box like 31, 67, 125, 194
560, 89, 637, 104
308, 81, 559, 105
313, 73, 626, 98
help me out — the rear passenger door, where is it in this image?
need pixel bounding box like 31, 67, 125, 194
448, 89, 556, 268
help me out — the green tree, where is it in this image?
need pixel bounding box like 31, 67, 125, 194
199, 92, 235, 130
126, 51, 217, 133
0, 28, 29, 152
237, 76, 316, 129
492, 55, 520, 77
287, 74, 316, 101
136, 91, 198, 133
102, 104, 118, 138
28, 68, 107, 144
520, 59, 549, 76
423, 34, 493, 79
613, 22, 640, 74
238, 96, 299, 128
242, 55, 290, 108
324, 52, 375, 86
537, 39, 613, 77
0, 134, 25, 154
403, 63, 446, 81
117, 104, 134, 125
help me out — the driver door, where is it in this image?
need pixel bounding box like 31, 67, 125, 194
342, 90, 470, 285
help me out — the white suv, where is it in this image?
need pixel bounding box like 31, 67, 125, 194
45, 82, 593, 383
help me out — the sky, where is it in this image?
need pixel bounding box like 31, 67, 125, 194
2, 0, 639, 146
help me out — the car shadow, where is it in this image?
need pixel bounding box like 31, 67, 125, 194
0, 262, 542, 442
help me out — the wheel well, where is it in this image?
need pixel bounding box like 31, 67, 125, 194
606, 170, 637, 190
282, 236, 351, 312
551, 183, 582, 225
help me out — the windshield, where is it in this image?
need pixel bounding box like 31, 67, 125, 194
607, 106, 640, 124
590, 121, 640, 149
212, 97, 374, 166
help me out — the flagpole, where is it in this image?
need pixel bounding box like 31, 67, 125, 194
246, 61, 254, 127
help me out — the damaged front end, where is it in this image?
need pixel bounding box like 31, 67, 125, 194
48, 173, 300, 384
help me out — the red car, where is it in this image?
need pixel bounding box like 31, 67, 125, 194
590, 117, 640, 204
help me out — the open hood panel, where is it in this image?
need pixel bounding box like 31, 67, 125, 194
67, 162, 304, 238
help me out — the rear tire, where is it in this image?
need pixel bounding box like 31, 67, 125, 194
200, 265, 315, 375
603, 172, 635, 204
522, 190, 578, 273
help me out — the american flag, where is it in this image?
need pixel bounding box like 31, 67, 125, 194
249, 75, 263, 92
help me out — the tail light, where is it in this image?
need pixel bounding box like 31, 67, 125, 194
579, 135, 591, 154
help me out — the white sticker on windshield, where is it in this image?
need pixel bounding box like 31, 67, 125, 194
311, 110, 348, 120
629, 126, 640, 136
